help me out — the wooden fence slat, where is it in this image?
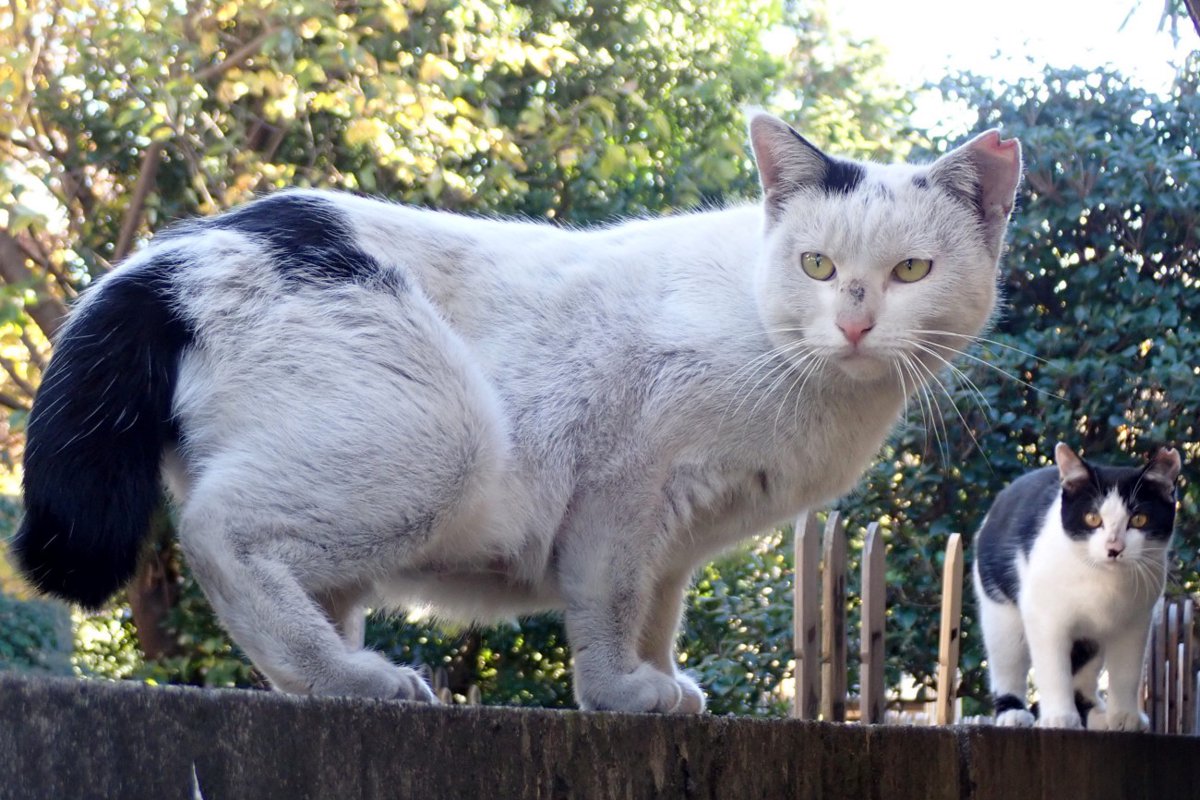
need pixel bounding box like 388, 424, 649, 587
1182, 600, 1195, 734
820, 512, 847, 722
860, 522, 886, 725
1168, 601, 1181, 734
935, 533, 964, 726
467, 684, 482, 706
1154, 598, 1169, 733
792, 512, 822, 720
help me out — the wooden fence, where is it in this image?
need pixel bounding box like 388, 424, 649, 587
792, 510, 1199, 733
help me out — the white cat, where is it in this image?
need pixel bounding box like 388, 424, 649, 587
15, 112, 1021, 712
974, 443, 1181, 731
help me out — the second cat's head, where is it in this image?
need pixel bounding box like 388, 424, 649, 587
1055, 443, 1182, 565
748, 112, 1022, 382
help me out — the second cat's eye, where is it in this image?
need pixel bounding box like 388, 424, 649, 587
1083, 511, 1103, 528
1130, 513, 1149, 528
893, 258, 932, 283
800, 252, 836, 281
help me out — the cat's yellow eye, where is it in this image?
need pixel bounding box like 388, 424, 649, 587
1083, 511, 1103, 528
1130, 513, 1149, 528
893, 258, 932, 283
800, 252, 836, 281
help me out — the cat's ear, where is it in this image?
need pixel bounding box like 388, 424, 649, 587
928, 129, 1023, 257
1142, 447, 1182, 499
747, 111, 830, 223
1054, 442, 1091, 492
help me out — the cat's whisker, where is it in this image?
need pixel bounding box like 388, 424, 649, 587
905, 351, 990, 468
904, 339, 995, 418
910, 336, 1064, 402
896, 352, 936, 460
908, 328, 1051, 365
774, 353, 826, 438
715, 342, 815, 427
899, 352, 948, 464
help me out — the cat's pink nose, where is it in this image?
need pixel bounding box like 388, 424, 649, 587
1107, 542, 1125, 559
838, 319, 874, 347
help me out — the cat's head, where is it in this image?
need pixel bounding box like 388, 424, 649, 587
748, 112, 1022, 382
1055, 442, 1182, 566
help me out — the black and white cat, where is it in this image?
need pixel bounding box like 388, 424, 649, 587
15, 112, 1022, 711
974, 443, 1182, 730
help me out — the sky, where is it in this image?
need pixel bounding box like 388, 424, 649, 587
828, 0, 1195, 134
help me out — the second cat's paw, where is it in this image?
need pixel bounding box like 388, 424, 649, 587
1104, 709, 1149, 732
1036, 711, 1083, 730
995, 708, 1035, 727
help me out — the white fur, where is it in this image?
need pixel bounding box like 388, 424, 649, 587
111, 120, 1021, 709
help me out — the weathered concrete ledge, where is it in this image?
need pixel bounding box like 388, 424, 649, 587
0, 675, 1197, 800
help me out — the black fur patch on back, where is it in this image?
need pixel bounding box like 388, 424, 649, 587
203, 193, 406, 292
973, 466, 1061, 603
14, 254, 194, 608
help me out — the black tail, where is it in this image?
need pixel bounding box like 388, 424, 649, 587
13, 255, 192, 608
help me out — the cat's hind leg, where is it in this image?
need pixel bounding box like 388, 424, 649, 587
180, 513, 434, 700
1068, 639, 1107, 729
978, 590, 1035, 727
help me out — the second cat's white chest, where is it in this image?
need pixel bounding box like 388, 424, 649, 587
1018, 521, 1161, 639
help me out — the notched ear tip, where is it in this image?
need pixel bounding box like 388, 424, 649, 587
1149, 446, 1183, 482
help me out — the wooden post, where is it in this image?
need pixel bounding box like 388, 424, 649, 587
820, 512, 847, 722
935, 533, 964, 726
859, 522, 886, 725
792, 512, 821, 720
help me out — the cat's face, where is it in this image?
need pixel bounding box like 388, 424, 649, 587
748, 113, 1022, 382
1056, 443, 1182, 567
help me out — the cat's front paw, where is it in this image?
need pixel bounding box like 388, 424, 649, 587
1104, 709, 1149, 732
1036, 711, 1083, 730
995, 708, 1035, 727
673, 671, 706, 714
579, 663, 686, 713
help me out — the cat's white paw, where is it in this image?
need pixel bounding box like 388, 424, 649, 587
579, 663, 686, 713
392, 665, 438, 703
305, 651, 436, 701
1104, 709, 1149, 732
995, 708, 1035, 727
672, 671, 707, 714
1036, 711, 1083, 730
1085, 706, 1109, 730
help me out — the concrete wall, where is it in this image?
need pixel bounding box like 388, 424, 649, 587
0, 675, 1196, 799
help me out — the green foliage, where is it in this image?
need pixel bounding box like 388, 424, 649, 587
0, 592, 71, 675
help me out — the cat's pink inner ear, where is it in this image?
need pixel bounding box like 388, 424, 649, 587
965, 129, 1023, 215
1148, 447, 1183, 484
1054, 442, 1089, 488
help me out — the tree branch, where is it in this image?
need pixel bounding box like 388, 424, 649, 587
0, 229, 69, 339
195, 26, 280, 84
20, 330, 46, 372
113, 140, 165, 263
0, 354, 37, 400
0, 389, 29, 411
